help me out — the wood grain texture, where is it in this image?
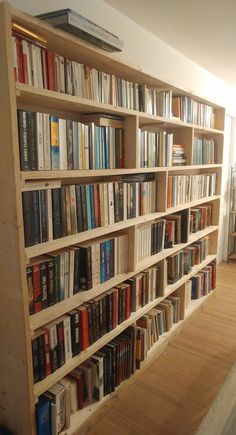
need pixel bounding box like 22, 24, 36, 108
84, 262, 236, 435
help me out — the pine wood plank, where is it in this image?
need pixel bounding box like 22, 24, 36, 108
0, 2, 35, 434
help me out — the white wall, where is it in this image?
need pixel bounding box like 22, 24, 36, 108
9, 0, 236, 115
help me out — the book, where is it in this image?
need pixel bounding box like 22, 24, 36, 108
37, 9, 124, 52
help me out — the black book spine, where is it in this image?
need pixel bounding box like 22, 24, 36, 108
31, 337, 40, 383
37, 334, 46, 380
59, 186, 67, 237
31, 191, 41, 245
22, 191, 33, 247
73, 247, 80, 294
51, 188, 62, 239
102, 296, 107, 336
151, 223, 155, 255
47, 259, 55, 306
69, 311, 80, 356
79, 246, 92, 290
18, 109, 30, 170
39, 190, 48, 243
108, 293, 113, 331
87, 304, 94, 345
27, 111, 38, 170
40, 262, 48, 310
75, 185, 83, 233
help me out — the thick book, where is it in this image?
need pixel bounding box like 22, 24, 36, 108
37, 9, 124, 52
35, 395, 51, 435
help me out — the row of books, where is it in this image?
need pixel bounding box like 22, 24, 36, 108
167, 236, 209, 284
138, 130, 173, 168
190, 204, 213, 233
22, 175, 156, 247
35, 295, 181, 434
192, 138, 216, 165
13, 33, 171, 116
27, 234, 128, 314
164, 210, 188, 248
190, 173, 217, 201
137, 219, 165, 262
167, 173, 217, 208
172, 96, 214, 128
190, 260, 216, 299
18, 110, 124, 171
172, 144, 187, 166
141, 86, 172, 117
32, 264, 162, 384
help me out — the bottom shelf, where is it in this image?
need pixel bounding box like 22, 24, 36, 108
61, 291, 215, 435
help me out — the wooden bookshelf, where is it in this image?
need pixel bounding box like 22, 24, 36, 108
0, 2, 225, 435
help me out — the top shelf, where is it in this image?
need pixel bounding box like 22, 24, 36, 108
11, 6, 224, 109
16, 83, 224, 134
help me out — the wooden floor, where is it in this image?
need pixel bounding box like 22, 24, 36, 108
86, 262, 236, 435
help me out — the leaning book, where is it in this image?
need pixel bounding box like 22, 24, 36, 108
37, 9, 124, 52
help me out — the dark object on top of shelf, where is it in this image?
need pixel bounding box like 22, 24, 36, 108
36, 9, 124, 52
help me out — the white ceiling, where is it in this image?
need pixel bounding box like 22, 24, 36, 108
104, 0, 236, 88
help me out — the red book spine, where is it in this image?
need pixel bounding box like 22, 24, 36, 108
41, 48, 48, 89
32, 264, 42, 312
43, 329, 51, 376
126, 284, 131, 319
93, 184, 100, 228
81, 308, 89, 350
47, 50, 55, 91
15, 37, 24, 83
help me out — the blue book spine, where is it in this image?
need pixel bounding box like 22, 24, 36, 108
36, 396, 51, 435
89, 184, 95, 229
105, 126, 110, 169
85, 185, 92, 230
191, 277, 198, 299
105, 239, 110, 280
100, 242, 106, 283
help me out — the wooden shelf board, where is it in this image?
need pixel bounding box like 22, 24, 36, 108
30, 228, 218, 331
33, 254, 216, 398
12, 7, 226, 114
25, 198, 220, 259
16, 83, 224, 135
20, 164, 222, 182
59, 290, 215, 435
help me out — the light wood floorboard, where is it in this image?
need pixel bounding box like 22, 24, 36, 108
86, 261, 236, 435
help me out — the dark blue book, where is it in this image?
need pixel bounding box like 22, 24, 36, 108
105, 239, 110, 281
85, 185, 92, 230
35, 395, 51, 435
100, 242, 106, 283
89, 184, 95, 229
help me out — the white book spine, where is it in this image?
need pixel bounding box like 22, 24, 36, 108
63, 316, 72, 361
58, 118, 68, 170
43, 113, 51, 170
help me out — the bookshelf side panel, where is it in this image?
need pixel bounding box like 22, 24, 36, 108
0, 3, 35, 434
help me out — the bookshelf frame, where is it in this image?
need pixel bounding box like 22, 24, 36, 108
0, 2, 225, 435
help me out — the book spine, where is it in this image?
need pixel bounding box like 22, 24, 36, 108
18, 110, 30, 170
50, 116, 60, 170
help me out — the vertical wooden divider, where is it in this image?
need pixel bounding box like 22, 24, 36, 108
124, 115, 139, 168
0, 2, 35, 434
